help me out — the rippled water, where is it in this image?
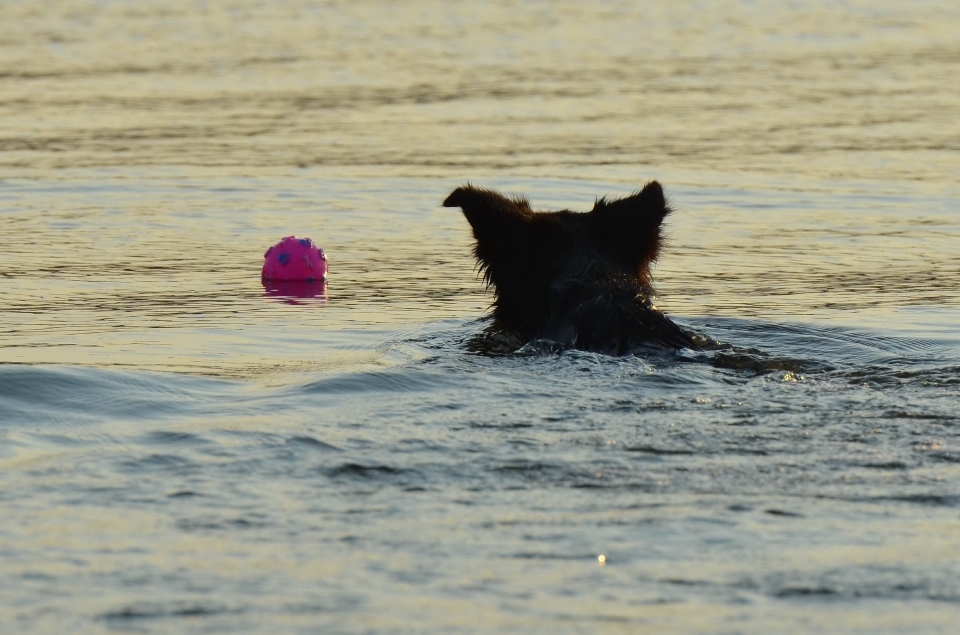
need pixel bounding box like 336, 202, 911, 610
2, 1, 960, 633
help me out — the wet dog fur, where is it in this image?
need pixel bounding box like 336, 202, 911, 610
444, 181, 696, 355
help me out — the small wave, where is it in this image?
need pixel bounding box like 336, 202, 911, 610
857, 461, 910, 470
117, 453, 198, 474
511, 551, 599, 561
299, 368, 452, 396
99, 602, 234, 621
925, 452, 960, 464
844, 494, 960, 507
287, 435, 342, 451
767, 577, 960, 603
176, 516, 270, 532
325, 462, 413, 479
625, 445, 695, 456
774, 586, 837, 598
0, 364, 238, 425
764, 508, 804, 518
837, 364, 960, 387
143, 431, 208, 445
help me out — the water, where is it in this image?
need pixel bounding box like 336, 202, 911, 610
2, 1, 960, 633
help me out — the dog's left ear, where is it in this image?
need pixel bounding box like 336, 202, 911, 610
443, 185, 533, 269
590, 181, 671, 280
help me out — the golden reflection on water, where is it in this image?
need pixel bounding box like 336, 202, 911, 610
2, 1, 959, 183
3, 171, 955, 376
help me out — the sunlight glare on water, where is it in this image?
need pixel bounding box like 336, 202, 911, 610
2, 1, 960, 634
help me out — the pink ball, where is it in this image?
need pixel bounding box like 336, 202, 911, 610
261, 236, 328, 282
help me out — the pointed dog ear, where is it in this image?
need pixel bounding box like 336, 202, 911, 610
443, 185, 532, 265
589, 181, 672, 281
443, 185, 531, 238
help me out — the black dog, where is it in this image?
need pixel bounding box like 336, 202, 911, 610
444, 181, 696, 355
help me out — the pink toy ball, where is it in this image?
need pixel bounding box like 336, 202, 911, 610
261, 236, 328, 283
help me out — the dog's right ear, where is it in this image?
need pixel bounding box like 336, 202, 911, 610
589, 180, 671, 282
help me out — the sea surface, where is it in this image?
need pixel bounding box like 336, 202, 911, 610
2, 1, 960, 633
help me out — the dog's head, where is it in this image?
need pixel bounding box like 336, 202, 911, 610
443, 181, 672, 337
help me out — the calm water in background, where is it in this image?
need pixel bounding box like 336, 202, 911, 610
2, 1, 960, 633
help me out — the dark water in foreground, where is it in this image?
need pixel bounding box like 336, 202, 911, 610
3, 1, 960, 633
4, 313, 960, 633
